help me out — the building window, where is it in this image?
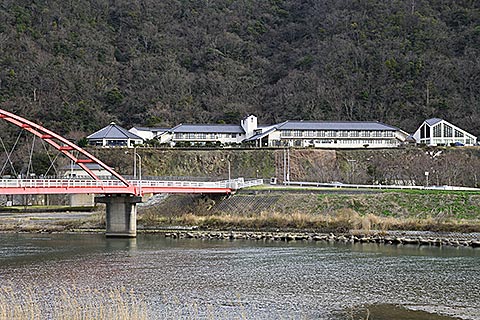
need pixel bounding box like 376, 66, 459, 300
307, 130, 315, 137
317, 131, 326, 137
281, 130, 292, 137
454, 129, 464, 138
293, 130, 302, 137
421, 124, 430, 139
433, 124, 441, 137
372, 131, 382, 137
199, 133, 206, 139
326, 131, 336, 137
444, 124, 453, 137
174, 133, 184, 139
350, 131, 359, 137
339, 131, 348, 137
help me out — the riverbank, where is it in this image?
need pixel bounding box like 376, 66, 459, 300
137, 188, 480, 233
1, 189, 480, 248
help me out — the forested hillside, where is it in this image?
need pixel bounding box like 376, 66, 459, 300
0, 0, 479, 138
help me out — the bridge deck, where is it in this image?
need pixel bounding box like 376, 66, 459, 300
0, 178, 263, 195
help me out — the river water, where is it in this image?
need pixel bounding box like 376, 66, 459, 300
0, 233, 479, 319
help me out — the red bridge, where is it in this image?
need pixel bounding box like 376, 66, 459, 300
0, 108, 263, 237
0, 178, 260, 196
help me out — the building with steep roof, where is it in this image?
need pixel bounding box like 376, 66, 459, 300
87, 122, 143, 148
412, 118, 476, 146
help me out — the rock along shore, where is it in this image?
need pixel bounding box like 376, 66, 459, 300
160, 230, 480, 248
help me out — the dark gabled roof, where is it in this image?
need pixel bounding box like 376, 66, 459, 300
244, 127, 277, 141
276, 121, 400, 131
170, 124, 245, 134
424, 118, 443, 126
87, 122, 143, 140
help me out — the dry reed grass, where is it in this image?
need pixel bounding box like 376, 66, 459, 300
139, 207, 480, 233
0, 286, 147, 320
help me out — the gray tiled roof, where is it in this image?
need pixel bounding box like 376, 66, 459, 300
276, 121, 400, 131
170, 124, 245, 134
87, 123, 143, 140
424, 118, 443, 126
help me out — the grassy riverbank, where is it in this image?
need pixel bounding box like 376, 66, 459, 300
136, 189, 480, 233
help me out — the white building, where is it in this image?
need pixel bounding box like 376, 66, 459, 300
165, 123, 246, 146
62, 163, 113, 179
412, 118, 476, 146
129, 126, 169, 141
147, 115, 259, 146
245, 120, 409, 148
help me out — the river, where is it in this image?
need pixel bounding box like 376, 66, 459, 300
0, 233, 479, 319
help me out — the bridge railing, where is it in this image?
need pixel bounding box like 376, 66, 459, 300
130, 178, 264, 190
0, 178, 265, 190
0, 179, 127, 188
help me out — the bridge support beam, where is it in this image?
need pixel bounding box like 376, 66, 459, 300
95, 194, 142, 237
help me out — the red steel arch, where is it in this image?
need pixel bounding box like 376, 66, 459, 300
0, 108, 131, 187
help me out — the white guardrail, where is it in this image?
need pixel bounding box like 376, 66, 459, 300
0, 178, 265, 190
130, 178, 264, 189
0, 179, 126, 188
282, 181, 480, 191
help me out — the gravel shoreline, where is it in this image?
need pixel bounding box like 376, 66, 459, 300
160, 230, 480, 248
1, 226, 479, 248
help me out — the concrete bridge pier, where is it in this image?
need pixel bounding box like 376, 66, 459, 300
95, 194, 142, 237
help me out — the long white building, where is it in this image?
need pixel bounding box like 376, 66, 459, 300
245, 120, 409, 148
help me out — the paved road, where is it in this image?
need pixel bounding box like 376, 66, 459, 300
0, 211, 96, 226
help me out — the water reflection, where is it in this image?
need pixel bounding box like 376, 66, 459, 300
0, 234, 478, 319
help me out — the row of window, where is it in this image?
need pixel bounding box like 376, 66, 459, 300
280, 130, 395, 138
420, 123, 468, 139
271, 139, 398, 146
174, 133, 239, 139
336, 139, 397, 144
421, 138, 473, 145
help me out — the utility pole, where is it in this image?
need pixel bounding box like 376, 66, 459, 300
286, 148, 290, 183
227, 160, 231, 181
133, 146, 137, 179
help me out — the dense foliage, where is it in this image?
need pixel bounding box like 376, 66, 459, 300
0, 0, 479, 137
